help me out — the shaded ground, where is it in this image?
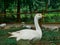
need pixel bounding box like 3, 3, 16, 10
0, 23, 60, 45
0, 23, 34, 29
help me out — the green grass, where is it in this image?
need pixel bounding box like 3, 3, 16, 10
0, 27, 60, 45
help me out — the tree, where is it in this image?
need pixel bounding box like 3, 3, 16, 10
17, 0, 21, 22
3, 0, 15, 19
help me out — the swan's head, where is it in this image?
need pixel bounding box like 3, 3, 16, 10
35, 13, 43, 19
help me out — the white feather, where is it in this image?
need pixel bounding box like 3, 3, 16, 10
0, 23, 6, 27
21, 22, 32, 29
8, 13, 43, 41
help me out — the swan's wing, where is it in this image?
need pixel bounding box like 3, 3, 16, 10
18, 29, 40, 40
8, 29, 33, 37
8, 29, 40, 41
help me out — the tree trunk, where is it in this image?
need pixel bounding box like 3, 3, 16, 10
29, 5, 33, 19
4, 1, 6, 19
17, 0, 20, 22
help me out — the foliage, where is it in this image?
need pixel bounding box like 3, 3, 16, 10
43, 12, 60, 23
0, 0, 60, 13
0, 27, 60, 45
0, 0, 60, 23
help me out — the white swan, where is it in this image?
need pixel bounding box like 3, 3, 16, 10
0, 23, 6, 29
8, 13, 44, 42
21, 22, 32, 29
42, 24, 59, 31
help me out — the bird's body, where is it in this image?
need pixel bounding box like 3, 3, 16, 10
21, 22, 32, 29
0, 23, 6, 29
0, 23, 6, 27
42, 24, 59, 31
23, 25, 32, 29
9, 29, 42, 41
8, 13, 43, 42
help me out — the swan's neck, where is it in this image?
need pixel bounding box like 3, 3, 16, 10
34, 17, 42, 34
